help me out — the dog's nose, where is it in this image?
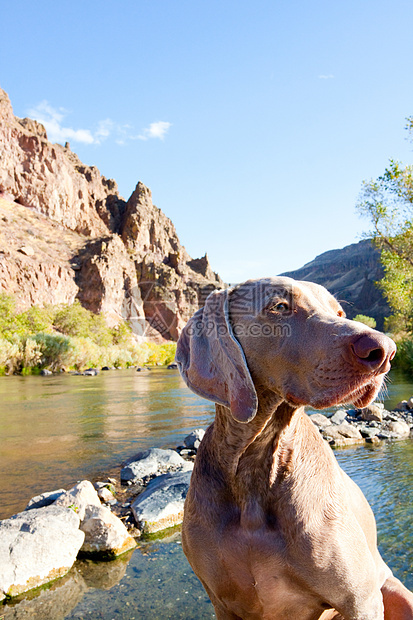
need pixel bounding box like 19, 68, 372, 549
350, 333, 396, 373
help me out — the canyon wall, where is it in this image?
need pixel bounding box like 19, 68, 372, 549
0, 88, 223, 341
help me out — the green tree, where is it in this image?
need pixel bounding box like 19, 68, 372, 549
356, 121, 413, 330
52, 300, 111, 346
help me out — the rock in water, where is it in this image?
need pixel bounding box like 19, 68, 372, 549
357, 404, 383, 422
53, 480, 101, 520
121, 448, 187, 484
183, 428, 205, 450
322, 422, 364, 444
386, 420, 410, 438
0, 505, 84, 599
80, 505, 136, 558
132, 467, 193, 534
25, 488, 66, 510
309, 413, 332, 429
329, 409, 347, 425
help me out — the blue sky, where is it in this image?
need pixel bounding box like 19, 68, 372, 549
1, 0, 413, 283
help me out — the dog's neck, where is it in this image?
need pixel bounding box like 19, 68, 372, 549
211, 387, 305, 501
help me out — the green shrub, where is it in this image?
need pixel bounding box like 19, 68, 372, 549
17, 305, 54, 335
52, 301, 119, 348
0, 293, 20, 339
0, 336, 21, 374
68, 336, 104, 370
383, 313, 407, 335
53, 300, 96, 337
34, 333, 72, 371
143, 342, 176, 366
353, 314, 377, 329
107, 345, 134, 368
21, 336, 43, 369
0, 292, 178, 373
111, 321, 133, 346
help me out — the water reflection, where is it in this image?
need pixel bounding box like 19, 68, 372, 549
2, 551, 134, 620
1, 368, 412, 520
0, 369, 215, 519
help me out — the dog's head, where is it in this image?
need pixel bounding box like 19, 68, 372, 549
176, 277, 396, 423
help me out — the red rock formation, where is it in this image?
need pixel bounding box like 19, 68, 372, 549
0, 90, 123, 238
0, 196, 80, 309
76, 235, 146, 336
0, 87, 224, 340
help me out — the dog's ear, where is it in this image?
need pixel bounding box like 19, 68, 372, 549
176, 288, 258, 423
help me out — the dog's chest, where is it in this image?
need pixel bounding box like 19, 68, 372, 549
208, 524, 328, 619
184, 506, 328, 619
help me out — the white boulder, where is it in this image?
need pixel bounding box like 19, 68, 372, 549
80, 505, 136, 558
53, 480, 101, 520
309, 413, 331, 429
183, 428, 205, 450
0, 505, 84, 600
25, 488, 66, 511
386, 420, 411, 438
121, 448, 186, 484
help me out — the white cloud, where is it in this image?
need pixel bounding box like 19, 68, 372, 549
318, 74, 335, 80
27, 101, 172, 146
135, 121, 172, 141
28, 101, 95, 144
95, 118, 115, 142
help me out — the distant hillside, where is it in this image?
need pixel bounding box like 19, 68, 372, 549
282, 239, 390, 330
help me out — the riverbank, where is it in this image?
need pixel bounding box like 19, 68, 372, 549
0, 292, 177, 375
0, 429, 201, 601
310, 400, 413, 445
0, 337, 177, 375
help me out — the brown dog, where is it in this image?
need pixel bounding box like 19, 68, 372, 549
176, 277, 413, 620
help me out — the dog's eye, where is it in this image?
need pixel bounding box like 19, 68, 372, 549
270, 302, 289, 313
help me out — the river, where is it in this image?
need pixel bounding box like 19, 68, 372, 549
0, 368, 215, 520
1, 368, 413, 618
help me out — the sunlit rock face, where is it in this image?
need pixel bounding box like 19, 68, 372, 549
0, 87, 224, 340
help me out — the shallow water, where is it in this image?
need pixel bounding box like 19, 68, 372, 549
3, 441, 412, 620
66, 443, 413, 619
1, 369, 413, 618
0, 368, 215, 519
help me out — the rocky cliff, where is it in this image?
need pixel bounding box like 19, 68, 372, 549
0, 88, 223, 341
0, 87, 389, 338
282, 239, 389, 329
